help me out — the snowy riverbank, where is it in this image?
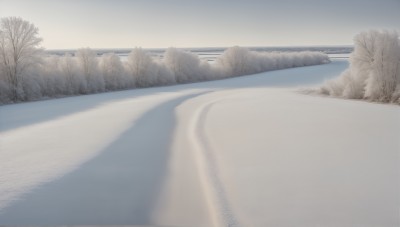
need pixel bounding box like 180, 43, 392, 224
0, 59, 398, 226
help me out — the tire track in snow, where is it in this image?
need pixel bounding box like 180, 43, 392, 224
0, 93, 206, 225
189, 95, 240, 227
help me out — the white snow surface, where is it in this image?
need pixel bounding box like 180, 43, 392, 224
0, 59, 399, 226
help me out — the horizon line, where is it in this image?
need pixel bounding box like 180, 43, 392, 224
45, 44, 354, 52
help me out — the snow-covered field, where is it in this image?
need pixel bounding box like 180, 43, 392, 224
0, 59, 399, 226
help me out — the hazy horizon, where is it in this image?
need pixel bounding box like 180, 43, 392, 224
1, 0, 399, 49
44, 45, 354, 52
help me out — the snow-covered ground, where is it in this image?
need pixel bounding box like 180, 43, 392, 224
0, 59, 399, 226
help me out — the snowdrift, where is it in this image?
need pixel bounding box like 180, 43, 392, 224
1, 59, 398, 227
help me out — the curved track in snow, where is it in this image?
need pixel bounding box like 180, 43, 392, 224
189, 95, 240, 227
2, 60, 398, 227
0, 93, 205, 225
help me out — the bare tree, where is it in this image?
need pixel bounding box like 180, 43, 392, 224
0, 17, 42, 101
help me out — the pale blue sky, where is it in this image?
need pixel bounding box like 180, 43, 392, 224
1, 0, 399, 49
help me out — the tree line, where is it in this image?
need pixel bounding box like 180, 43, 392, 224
0, 17, 330, 104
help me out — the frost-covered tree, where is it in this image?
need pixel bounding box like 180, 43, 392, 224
320, 30, 400, 104
215, 46, 251, 77
127, 48, 177, 87
100, 53, 129, 90
0, 51, 11, 102
76, 48, 104, 93
215, 47, 329, 78
164, 47, 207, 83
127, 48, 157, 87
39, 56, 66, 97
0, 17, 42, 101
363, 31, 400, 101
0, 17, 331, 104
59, 53, 86, 95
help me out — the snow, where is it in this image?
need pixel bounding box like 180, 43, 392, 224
198, 89, 399, 226
0, 46, 330, 104
0, 59, 399, 226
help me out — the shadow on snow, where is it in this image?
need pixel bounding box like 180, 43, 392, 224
0, 93, 205, 225
0, 60, 348, 132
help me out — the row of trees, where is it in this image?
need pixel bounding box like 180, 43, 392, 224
319, 30, 400, 104
0, 17, 330, 104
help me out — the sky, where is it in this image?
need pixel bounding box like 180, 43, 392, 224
1, 0, 399, 49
